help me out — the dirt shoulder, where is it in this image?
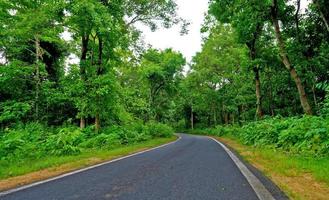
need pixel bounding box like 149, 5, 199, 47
213, 136, 329, 200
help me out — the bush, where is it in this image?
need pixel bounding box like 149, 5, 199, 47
277, 116, 329, 155
0, 121, 174, 162
188, 116, 329, 156
146, 122, 174, 138
45, 127, 84, 156
80, 133, 121, 149
0, 123, 47, 161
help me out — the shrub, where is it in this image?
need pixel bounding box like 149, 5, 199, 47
188, 116, 329, 156
80, 133, 121, 149
45, 127, 84, 156
146, 122, 174, 138
0, 121, 175, 162
0, 123, 46, 161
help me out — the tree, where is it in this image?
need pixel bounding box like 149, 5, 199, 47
1, 0, 66, 121
209, 0, 313, 115
185, 25, 251, 126
139, 49, 185, 121
209, 0, 266, 119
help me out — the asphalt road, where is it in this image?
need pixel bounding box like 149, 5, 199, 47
0, 134, 286, 200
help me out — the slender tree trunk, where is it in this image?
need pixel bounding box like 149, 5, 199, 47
254, 67, 263, 119
237, 105, 242, 126
269, 76, 275, 116
246, 24, 264, 119
224, 113, 229, 125
312, 85, 318, 106
271, 0, 312, 115
314, 0, 329, 32
95, 36, 103, 132
80, 117, 86, 129
80, 34, 89, 129
213, 105, 217, 126
295, 0, 301, 39
35, 35, 41, 121
95, 113, 100, 132
190, 106, 194, 130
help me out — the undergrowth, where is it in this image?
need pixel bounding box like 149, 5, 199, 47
0, 121, 174, 163
188, 116, 329, 156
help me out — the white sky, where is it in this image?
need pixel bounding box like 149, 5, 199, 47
136, 0, 209, 63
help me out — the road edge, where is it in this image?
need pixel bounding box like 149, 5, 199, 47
209, 137, 276, 200
0, 136, 181, 197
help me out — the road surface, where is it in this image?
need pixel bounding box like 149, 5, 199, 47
0, 134, 286, 200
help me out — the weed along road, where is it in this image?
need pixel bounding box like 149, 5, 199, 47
0, 134, 286, 200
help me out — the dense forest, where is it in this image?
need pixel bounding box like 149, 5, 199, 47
0, 0, 329, 178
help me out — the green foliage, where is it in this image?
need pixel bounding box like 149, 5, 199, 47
193, 116, 329, 156
79, 133, 121, 149
0, 121, 174, 162
146, 121, 174, 138
45, 128, 84, 156
317, 82, 329, 116
0, 101, 31, 124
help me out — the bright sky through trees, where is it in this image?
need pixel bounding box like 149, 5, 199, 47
136, 0, 209, 63
138, 0, 310, 63
62, 0, 310, 68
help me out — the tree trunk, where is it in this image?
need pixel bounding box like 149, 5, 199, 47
95, 113, 100, 132
312, 84, 318, 108
80, 34, 89, 129
269, 76, 275, 116
80, 117, 86, 129
94, 36, 103, 132
314, 0, 329, 32
237, 105, 242, 126
254, 67, 263, 119
213, 106, 217, 126
295, 0, 301, 39
224, 113, 229, 125
190, 106, 194, 130
35, 35, 41, 121
271, 0, 312, 115
246, 24, 264, 119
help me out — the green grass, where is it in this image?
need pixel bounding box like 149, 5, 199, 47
221, 135, 329, 186
258, 148, 329, 184
0, 136, 177, 180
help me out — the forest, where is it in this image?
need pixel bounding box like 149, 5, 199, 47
0, 0, 329, 193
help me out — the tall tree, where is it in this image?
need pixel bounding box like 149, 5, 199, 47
270, 0, 312, 115
209, 1, 266, 119
209, 0, 313, 115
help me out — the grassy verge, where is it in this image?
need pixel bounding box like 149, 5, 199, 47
0, 136, 177, 191
214, 135, 329, 200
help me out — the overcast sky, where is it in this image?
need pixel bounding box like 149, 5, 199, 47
136, 0, 209, 63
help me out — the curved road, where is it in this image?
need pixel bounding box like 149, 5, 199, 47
1, 134, 286, 200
